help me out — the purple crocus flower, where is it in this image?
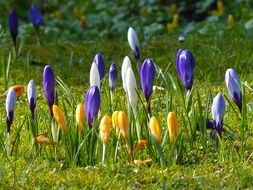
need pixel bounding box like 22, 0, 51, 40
30, 4, 43, 29
212, 93, 225, 136
140, 58, 156, 103
109, 63, 117, 92
85, 86, 101, 129
176, 49, 195, 91
27, 80, 36, 120
93, 53, 105, 80
42, 65, 55, 118
8, 8, 18, 46
6, 88, 16, 133
225, 68, 242, 112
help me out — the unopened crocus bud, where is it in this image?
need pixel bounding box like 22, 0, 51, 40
140, 58, 155, 102
117, 111, 129, 141
6, 88, 16, 133
53, 105, 67, 132
93, 53, 105, 80
126, 67, 138, 112
90, 62, 100, 89
27, 80, 36, 120
30, 3, 43, 30
127, 27, 141, 60
121, 56, 132, 93
227, 14, 235, 27
76, 103, 84, 132
8, 8, 18, 46
42, 65, 55, 118
212, 93, 225, 136
167, 112, 179, 142
176, 49, 195, 91
112, 111, 119, 136
225, 68, 242, 112
109, 63, 117, 92
100, 115, 112, 145
149, 116, 161, 143
85, 86, 101, 129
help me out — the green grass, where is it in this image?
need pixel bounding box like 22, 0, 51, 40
1, 35, 253, 189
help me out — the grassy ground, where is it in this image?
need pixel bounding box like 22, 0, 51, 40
1, 35, 253, 189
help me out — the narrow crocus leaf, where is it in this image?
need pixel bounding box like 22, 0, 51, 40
100, 115, 112, 145
8, 8, 18, 45
140, 58, 156, 102
212, 93, 225, 136
167, 112, 179, 142
6, 87, 16, 133
30, 3, 43, 29
27, 80, 36, 120
42, 65, 55, 118
85, 86, 101, 129
128, 27, 141, 60
122, 56, 132, 93
149, 116, 161, 143
176, 49, 195, 91
117, 111, 129, 141
93, 53, 105, 80
225, 68, 242, 111
76, 103, 84, 132
126, 67, 138, 112
109, 63, 117, 92
53, 105, 67, 132
90, 62, 100, 89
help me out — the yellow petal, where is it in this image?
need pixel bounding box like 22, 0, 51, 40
149, 116, 161, 143
117, 111, 129, 141
100, 115, 112, 144
112, 111, 119, 136
53, 105, 67, 132
167, 112, 179, 142
76, 103, 84, 132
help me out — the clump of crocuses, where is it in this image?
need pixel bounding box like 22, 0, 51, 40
212, 93, 225, 137
85, 85, 101, 129
176, 49, 195, 91
140, 58, 155, 116
42, 65, 55, 118
225, 68, 242, 112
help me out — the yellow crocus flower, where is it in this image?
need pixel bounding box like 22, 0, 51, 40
149, 116, 161, 143
117, 111, 129, 141
227, 14, 235, 27
112, 111, 120, 136
100, 115, 112, 145
167, 112, 179, 142
53, 105, 67, 132
76, 103, 84, 132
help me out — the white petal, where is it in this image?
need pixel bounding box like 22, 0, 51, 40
121, 56, 132, 93
126, 67, 138, 110
6, 87, 16, 113
127, 27, 140, 54
90, 62, 100, 89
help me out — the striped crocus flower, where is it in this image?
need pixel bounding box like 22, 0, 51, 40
8, 8, 18, 47
212, 93, 225, 136
127, 27, 140, 60
42, 65, 55, 118
30, 3, 43, 30
109, 63, 117, 92
6, 88, 16, 133
93, 53, 105, 80
27, 80, 36, 120
225, 68, 242, 112
176, 49, 195, 91
85, 86, 101, 129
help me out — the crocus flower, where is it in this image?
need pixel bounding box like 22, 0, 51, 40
90, 62, 100, 89
76, 103, 84, 132
100, 115, 112, 145
42, 65, 55, 118
167, 112, 179, 142
212, 93, 225, 136
27, 80, 36, 120
176, 49, 195, 91
140, 58, 156, 102
8, 8, 18, 46
117, 111, 129, 141
53, 105, 67, 132
112, 111, 119, 136
225, 68, 242, 112
30, 4, 43, 29
6, 88, 16, 133
149, 116, 161, 143
85, 86, 101, 129
93, 53, 105, 80
121, 56, 132, 93
109, 63, 117, 92
127, 27, 140, 60
126, 67, 138, 114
